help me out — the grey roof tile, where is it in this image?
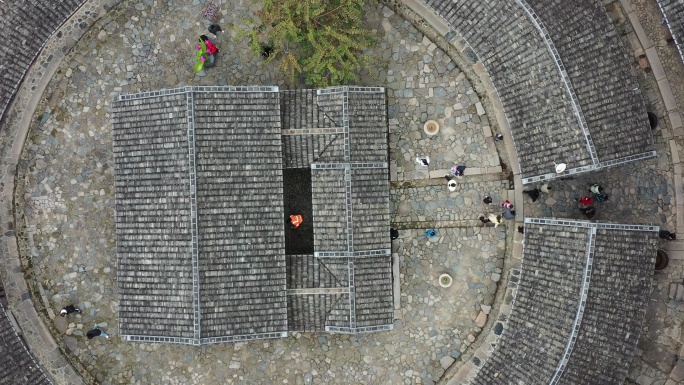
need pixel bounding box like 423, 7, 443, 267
312, 168, 349, 252
424, 0, 653, 179
354, 256, 393, 327
351, 168, 390, 251
658, 0, 684, 64
287, 294, 347, 332
474, 224, 588, 384
526, 0, 654, 162
0, 0, 86, 124
112, 94, 195, 338
281, 134, 345, 169
193, 91, 287, 338
472, 222, 656, 385
280, 90, 336, 129
0, 302, 52, 385
114, 87, 392, 342
558, 229, 657, 385
348, 92, 388, 163
286, 255, 348, 289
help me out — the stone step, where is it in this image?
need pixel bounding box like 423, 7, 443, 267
663, 241, 684, 252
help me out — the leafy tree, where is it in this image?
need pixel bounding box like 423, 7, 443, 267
242, 0, 375, 87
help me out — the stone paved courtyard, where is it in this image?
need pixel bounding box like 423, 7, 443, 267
4, 0, 684, 384
14, 1, 505, 384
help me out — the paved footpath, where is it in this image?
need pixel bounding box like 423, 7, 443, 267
13, 1, 508, 384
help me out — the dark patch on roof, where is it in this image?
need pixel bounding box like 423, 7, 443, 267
284, 168, 314, 255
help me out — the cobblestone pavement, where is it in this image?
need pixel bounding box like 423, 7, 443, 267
391, 178, 511, 225
14, 1, 506, 384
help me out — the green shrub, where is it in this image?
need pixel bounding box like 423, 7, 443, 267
242, 0, 375, 87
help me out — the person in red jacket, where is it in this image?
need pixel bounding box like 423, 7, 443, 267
578, 195, 593, 206
288, 214, 303, 229
199, 35, 218, 67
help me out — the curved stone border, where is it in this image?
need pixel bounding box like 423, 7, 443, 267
0, 1, 122, 384
380, 0, 526, 381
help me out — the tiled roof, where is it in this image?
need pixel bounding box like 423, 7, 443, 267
0, 303, 52, 385
281, 134, 345, 169
280, 90, 336, 129
113, 87, 288, 344
473, 224, 589, 384
312, 168, 349, 251
113, 86, 392, 344
354, 256, 393, 327
424, 0, 590, 180
469, 219, 657, 385
286, 255, 350, 331
525, 0, 654, 164
351, 168, 391, 251
112, 93, 195, 338
193, 91, 287, 338
559, 228, 654, 385
0, 0, 86, 124
658, 0, 684, 64
423, 0, 655, 183
348, 91, 388, 162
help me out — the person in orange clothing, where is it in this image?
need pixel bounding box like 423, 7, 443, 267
288, 214, 303, 229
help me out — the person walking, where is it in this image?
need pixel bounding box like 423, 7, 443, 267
578, 195, 593, 206
502, 207, 516, 220
482, 196, 493, 204
523, 189, 540, 202
540, 183, 552, 194
589, 184, 604, 194
86, 324, 109, 339
579, 206, 596, 219
487, 213, 502, 228
416, 156, 430, 166
199, 35, 219, 67
60, 304, 82, 317
451, 165, 466, 179
660, 230, 677, 240
501, 199, 512, 209
208, 24, 222, 38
